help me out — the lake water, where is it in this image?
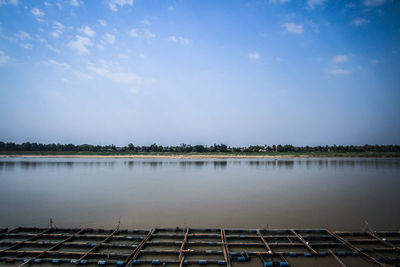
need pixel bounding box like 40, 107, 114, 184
0, 157, 399, 230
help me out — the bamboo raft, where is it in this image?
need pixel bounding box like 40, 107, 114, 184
0, 227, 399, 266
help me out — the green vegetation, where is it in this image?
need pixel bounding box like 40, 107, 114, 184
0, 142, 399, 157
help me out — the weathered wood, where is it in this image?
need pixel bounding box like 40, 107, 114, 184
178, 228, 189, 262
290, 229, 317, 254
125, 228, 155, 266
77, 228, 119, 261
327, 230, 387, 267
366, 231, 400, 251
220, 228, 231, 267
0, 228, 53, 255
17, 228, 86, 267
257, 229, 272, 254
328, 249, 347, 267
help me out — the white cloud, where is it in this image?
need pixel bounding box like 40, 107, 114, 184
248, 52, 260, 60
168, 5, 175, 11
70, 0, 79, 6
282, 23, 304, 34
44, 59, 70, 69
371, 59, 380, 64
16, 31, 32, 40
32, 8, 45, 17
98, 19, 107, 27
269, 0, 290, 4
78, 26, 95, 37
0, 0, 19, 6
104, 33, 115, 44
20, 43, 33, 50
0, 50, 10, 66
332, 55, 348, 63
88, 61, 142, 85
363, 0, 386, 6
328, 68, 352, 76
307, 0, 326, 9
128, 28, 156, 39
168, 35, 192, 46
140, 19, 150, 26
51, 21, 65, 38
44, 2, 52, 6
67, 35, 93, 55
351, 18, 370, 26
108, 0, 134, 11
45, 44, 61, 53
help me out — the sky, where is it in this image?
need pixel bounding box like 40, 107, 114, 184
0, 0, 399, 146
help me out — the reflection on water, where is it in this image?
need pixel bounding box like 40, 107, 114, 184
0, 158, 399, 230
1, 158, 400, 170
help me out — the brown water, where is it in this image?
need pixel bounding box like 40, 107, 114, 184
0, 158, 399, 230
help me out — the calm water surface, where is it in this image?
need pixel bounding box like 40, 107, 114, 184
0, 158, 399, 230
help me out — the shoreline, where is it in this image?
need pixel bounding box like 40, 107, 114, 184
0, 154, 399, 159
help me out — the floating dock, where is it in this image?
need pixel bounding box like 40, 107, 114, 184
0, 227, 399, 267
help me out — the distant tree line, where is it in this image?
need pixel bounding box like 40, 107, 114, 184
0, 141, 399, 153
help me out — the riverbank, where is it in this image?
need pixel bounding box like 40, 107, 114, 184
1, 151, 399, 158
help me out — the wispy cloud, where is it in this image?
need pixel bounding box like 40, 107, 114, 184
168, 35, 192, 46
128, 28, 156, 39
51, 21, 65, 38
43, 59, 70, 69
269, 0, 290, 4
248, 52, 260, 60
88, 62, 142, 84
282, 23, 304, 34
87, 60, 150, 94
103, 33, 115, 44
307, 0, 327, 9
108, 0, 134, 11
363, 0, 386, 7
0, 0, 19, 6
168, 5, 175, 11
20, 43, 33, 50
67, 35, 93, 55
78, 26, 95, 37
98, 20, 107, 27
332, 55, 348, 63
327, 68, 352, 76
351, 18, 370, 26
15, 31, 32, 40
140, 19, 150, 27
31, 8, 45, 17
70, 0, 79, 6
0, 50, 10, 66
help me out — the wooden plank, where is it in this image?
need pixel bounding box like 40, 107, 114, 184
327, 230, 387, 267
220, 228, 231, 267
0, 228, 53, 255
328, 249, 347, 267
257, 229, 272, 254
178, 228, 189, 262
125, 228, 155, 266
366, 231, 400, 251
290, 230, 317, 254
17, 228, 85, 267
77, 228, 119, 262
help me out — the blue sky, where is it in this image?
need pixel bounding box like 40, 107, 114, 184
0, 0, 399, 146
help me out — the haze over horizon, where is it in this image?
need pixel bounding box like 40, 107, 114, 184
0, 0, 399, 147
